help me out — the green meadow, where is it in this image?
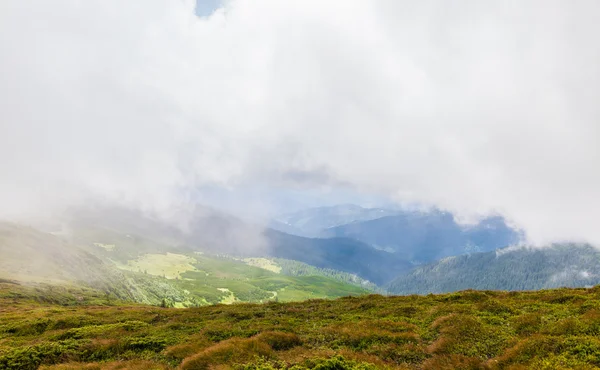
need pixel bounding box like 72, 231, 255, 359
3, 281, 600, 369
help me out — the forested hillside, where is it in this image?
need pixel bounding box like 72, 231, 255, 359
388, 244, 600, 295
326, 212, 520, 262
265, 229, 412, 285
273, 258, 382, 292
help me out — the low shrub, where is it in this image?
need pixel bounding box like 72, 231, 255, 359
123, 336, 167, 352
0, 340, 81, 370
256, 331, 302, 351
322, 321, 419, 351
491, 335, 563, 367
163, 336, 212, 361
422, 354, 483, 370
180, 337, 273, 370
202, 322, 260, 342
4, 318, 52, 336
511, 313, 542, 335
428, 314, 508, 359
477, 299, 515, 315
296, 355, 378, 370
39, 360, 169, 370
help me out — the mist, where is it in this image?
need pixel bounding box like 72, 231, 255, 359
1, 0, 599, 245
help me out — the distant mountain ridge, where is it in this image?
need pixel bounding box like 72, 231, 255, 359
272, 205, 521, 263
326, 212, 521, 262
270, 204, 398, 237
3, 206, 599, 301
387, 244, 600, 295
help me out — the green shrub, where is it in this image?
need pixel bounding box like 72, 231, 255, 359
256, 331, 302, 351
202, 322, 260, 342
180, 337, 273, 370
493, 335, 563, 367
302, 355, 378, 370
0, 340, 81, 370
429, 314, 508, 359
123, 336, 167, 352
4, 319, 52, 336
422, 354, 483, 370
163, 336, 212, 360
527, 353, 597, 370
477, 299, 515, 315
511, 313, 542, 335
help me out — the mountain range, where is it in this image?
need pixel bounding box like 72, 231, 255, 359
61, 205, 408, 285
270, 204, 398, 237
272, 205, 521, 263
1, 203, 598, 304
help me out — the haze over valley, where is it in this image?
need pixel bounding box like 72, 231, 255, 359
1, 1, 600, 369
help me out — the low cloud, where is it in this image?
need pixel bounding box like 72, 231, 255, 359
1, 0, 599, 245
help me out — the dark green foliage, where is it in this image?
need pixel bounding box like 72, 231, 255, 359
264, 229, 411, 285
308, 355, 379, 369
255, 331, 302, 350
0, 340, 80, 370
4, 283, 600, 369
123, 336, 168, 352
388, 244, 600, 295
275, 258, 382, 292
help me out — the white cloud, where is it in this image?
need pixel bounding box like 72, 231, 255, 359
1, 0, 599, 244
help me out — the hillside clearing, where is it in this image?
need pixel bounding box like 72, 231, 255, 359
242, 257, 282, 273
117, 253, 198, 279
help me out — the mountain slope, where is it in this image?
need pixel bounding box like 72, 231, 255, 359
0, 222, 195, 304
63, 205, 405, 286
0, 222, 117, 285
63, 205, 268, 257
0, 221, 370, 306
326, 211, 520, 262
388, 244, 600, 294
264, 229, 411, 285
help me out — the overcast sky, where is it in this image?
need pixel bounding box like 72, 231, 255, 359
1, 0, 599, 244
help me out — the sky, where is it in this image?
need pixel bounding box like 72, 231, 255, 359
0, 0, 599, 245
195, 0, 222, 17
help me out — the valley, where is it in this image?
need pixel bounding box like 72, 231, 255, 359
2, 204, 600, 369
0, 218, 372, 307
2, 204, 600, 306
2, 2, 597, 368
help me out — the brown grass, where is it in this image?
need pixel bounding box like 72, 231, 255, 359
180, 337, 273, 369
41, 360, 169, 370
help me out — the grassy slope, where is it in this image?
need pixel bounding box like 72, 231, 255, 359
65, 222, 372, 304
3, 282, 600, 369
0, 222, 369, 307
0, 223, 109, 285
0, 223, 177, 304
144, 253, 369, 306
